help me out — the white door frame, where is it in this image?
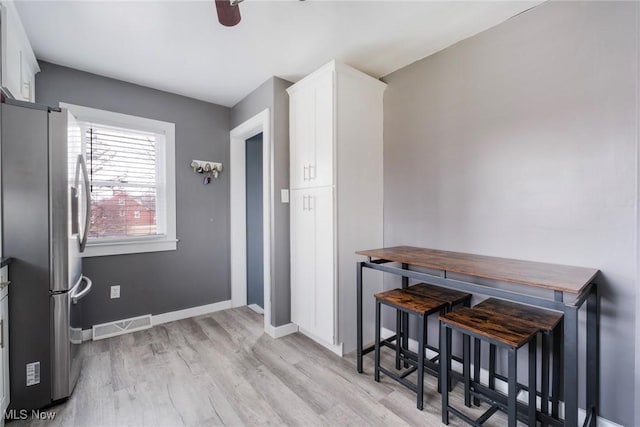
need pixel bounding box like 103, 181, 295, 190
230, 108, 272, 335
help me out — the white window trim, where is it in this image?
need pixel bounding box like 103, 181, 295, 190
61, 103, 177, 257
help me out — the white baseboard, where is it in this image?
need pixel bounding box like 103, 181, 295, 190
153, 300, 232, 325
248, 304, 264, 314
379, 328, 621, 427
298, 326, 344, 357
266, 322, 298, 338
82, 329, 92, 342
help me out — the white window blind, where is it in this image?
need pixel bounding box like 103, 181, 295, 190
83, 123, 164, 240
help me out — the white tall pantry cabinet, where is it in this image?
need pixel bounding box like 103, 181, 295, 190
288, 61, 385, 355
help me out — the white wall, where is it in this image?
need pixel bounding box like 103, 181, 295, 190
382, 2, 638, 425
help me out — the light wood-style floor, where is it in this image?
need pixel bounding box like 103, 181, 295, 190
11, 307, 519, 426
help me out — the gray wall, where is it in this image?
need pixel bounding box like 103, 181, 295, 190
246, 133, 264, 308
381, 2, 637, 425
231, 77, 292, 326
36, 61, 231, 329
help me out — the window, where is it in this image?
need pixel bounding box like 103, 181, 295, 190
62, 103, 176, 257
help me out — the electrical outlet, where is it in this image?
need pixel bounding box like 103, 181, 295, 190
110, 285, 120, 299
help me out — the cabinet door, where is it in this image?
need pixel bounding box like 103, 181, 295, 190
0, 295, 9, 413
310, 187, 335, 344
2, 25, 22, 100
290, 190, 315, 332
20, 60, 35, 102
310, 72, 334, 188
1, 3, 37, 102
289, 87, 316, 190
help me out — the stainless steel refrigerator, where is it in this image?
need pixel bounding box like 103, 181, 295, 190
1, 98, 93, 410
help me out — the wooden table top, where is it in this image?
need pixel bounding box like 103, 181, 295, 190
356, 246, 599, 294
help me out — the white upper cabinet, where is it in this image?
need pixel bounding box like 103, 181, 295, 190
289, 67, 334, 189
1, 1, 40, 102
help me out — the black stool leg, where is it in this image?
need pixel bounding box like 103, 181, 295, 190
552, 322, 562, 419
463, 334, 471, 407
473, 338, 481, 406
541, 332, 550, 426
395, 309, 402, 370
440, 321, 450, 425
529, 336, 537, 427
416, 314, 426, 410
402, 312, 409, 368
423, 313, 428, 360
437, 308, 444, 394
489, 344, 496, 390
447, 324, 453, 392
374, 301, 381, 382
507, 347, 518, 427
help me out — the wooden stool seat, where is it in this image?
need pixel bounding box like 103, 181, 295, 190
374, 288, 448, 315
474, 298, 563, 332
440, 307, 538, 349
405, 283, 472, 308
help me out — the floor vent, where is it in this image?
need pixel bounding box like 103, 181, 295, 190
92, 314, 152, 340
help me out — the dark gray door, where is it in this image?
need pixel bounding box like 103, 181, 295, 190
246, 133, 263, 309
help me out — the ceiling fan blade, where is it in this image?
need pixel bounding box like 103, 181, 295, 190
215, 0, 241, 27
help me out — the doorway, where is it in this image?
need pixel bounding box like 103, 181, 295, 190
245, 133, 264, 313
229, 109, 273, 335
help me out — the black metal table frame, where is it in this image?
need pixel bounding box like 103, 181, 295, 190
356, 258, 599, 427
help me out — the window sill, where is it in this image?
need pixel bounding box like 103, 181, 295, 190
81, 238, 178, 258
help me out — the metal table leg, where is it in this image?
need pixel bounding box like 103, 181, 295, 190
357, 261, 364, 373
401, 263, 409, 368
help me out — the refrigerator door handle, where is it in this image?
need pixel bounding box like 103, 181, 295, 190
77, 155, 91, 252
71, 276, 92, 305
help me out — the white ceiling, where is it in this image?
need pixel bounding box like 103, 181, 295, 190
15, 0, 542, 107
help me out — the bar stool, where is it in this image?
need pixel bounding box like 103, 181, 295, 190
473, 298, 563, 425
374, 288, 448, 410
440, 306, 539, 427
401, 283, 471, 368
402, 283, 472, 388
